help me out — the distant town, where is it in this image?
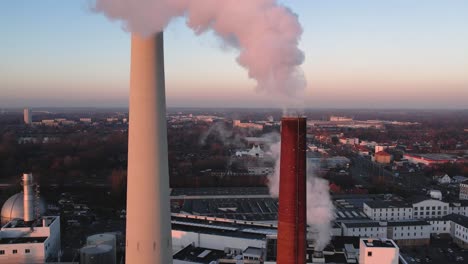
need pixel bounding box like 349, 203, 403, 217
1, 108, 468, 263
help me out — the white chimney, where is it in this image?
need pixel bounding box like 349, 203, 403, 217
22, 173, 35, 222
125, 32, 173, 264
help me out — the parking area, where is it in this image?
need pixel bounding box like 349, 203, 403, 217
401, 237, 468, 263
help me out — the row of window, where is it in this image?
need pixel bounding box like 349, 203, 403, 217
455, 231, 468, 241
414, 211, 447, 216
0, 249, 30, 255
394, 232, 424, 237
414, 206, 448, 210
351, 227, 382, 232
375, 213, 410, 216
374, 208, 411, 212
394, 226, 425, 230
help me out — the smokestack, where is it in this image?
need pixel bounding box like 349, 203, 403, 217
22, 173, 35, 223
277, 117, 307, 264
126, 32, 173, 264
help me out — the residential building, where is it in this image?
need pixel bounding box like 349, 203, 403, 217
437, 174, 452, 184
460, 180, 468, 200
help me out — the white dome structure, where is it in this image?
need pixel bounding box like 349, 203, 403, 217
1, 192, 46, 225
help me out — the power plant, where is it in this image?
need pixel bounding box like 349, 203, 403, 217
125, 32, 173, 264
277, 117, 307, 264
122, 29, 310, 263
0, 174, 61, 264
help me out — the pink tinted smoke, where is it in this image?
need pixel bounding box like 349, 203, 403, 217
92, 0, 306, 97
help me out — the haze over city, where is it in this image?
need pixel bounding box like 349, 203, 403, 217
1, 1, 468, 264
1, 0, 467, 109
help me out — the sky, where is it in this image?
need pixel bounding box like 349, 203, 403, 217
1, 0, 467, 109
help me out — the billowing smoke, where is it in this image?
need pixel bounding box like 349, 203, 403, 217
92, 0, 306, 96
305, 168, 335, 251
266, 141, 281, 197
268, 143, 335, 251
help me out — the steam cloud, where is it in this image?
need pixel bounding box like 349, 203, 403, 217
267, 141, 335, 251
92, 0, 306, 96
199, 122, 240, 146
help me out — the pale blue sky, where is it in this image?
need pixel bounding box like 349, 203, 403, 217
1, 1, 467, 108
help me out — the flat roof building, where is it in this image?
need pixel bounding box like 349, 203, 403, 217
359, 239, 399, 264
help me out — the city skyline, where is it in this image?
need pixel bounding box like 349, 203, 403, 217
1, 0, 468, 109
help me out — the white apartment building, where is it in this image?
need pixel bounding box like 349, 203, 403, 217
427, 219, 451, 235
412, 199, 449, 219
340, 220, 431, 246
342, 222, 387, 238
363, 198, 455, 221
459, 181, 468, 200
444, 214, 468, 248
363, 201, 412, 221
387, 221, 431, 246
449, 202, 468, 216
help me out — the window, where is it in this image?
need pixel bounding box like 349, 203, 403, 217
25, 249, 30, 254
0, 250, 4, 255
426, 207, 430, 210
432, 206, 436, 210
12, 249, 17, 254
368, 251, 372, 257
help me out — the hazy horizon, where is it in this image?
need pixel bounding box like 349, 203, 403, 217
1, 1, 468, 108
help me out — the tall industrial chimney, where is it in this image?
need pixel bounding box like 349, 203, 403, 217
23, 173, 35, 223
126, 32, 173, 264
276, 117, 307, 264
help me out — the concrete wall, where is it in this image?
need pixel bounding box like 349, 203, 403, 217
172, 230, 265, 253
359, 240, 399, 264
0, 243, 45, 264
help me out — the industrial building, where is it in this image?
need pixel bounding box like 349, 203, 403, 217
0, 216, 61, 264
0, 174, 61, 264
170, 214, 409, 264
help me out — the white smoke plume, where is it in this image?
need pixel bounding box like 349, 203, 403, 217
306, 168, 335, 251
92, 0, 306, 96
268, 142, 335, 251
266, 141, 281, 197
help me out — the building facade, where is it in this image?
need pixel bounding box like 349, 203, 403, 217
0, 216, 61, 264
